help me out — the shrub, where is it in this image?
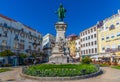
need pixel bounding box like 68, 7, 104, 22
19, 53, 27, 58
3, 64, 12, 67
23, 64, 98, 77
81, 56, 92, 64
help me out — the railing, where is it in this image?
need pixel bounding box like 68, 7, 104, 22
105, 48, 120, 53
0, 45, 11, 50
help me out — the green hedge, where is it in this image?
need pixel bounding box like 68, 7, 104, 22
112, 66, 120, 70
23, 64, 98, 77
0, 68, 11, 73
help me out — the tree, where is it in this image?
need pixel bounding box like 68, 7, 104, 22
19, 53, 27, 65
19, 53, 27, 59
0, 50, 15, 57
81, 56, 92, 64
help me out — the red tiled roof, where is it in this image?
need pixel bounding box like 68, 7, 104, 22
0, 14, 17, 22
0, 14, 40, 33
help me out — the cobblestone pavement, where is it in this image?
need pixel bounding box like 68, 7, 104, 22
0, 67, 120, 82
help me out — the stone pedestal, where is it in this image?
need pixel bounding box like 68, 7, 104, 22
49, 21, 68, 64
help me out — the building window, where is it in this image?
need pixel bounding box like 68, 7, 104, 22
91, 35, 93, 39
111, 34, 115, 38
95, 48, 97, 53
14, 43, 19, 49
106, 46, 110, 52
83, 38, 85, 41
92, 48, 94, 53
94, 34, 96, 38
91, 28, 93, 32
105, 27, 108, 29
2, 40, 7, 46
109, 24, 115, 30
94, 27, 96, 31
4, 23, 7, 27
86, 50, 88, 54
118, 45, 120, 50
86, 43, 87, 47
89, 49, 91, 53
106, 35, 109, 39
101, 36, 104, 40
19, 44, 24, 49
89, 42, 90, 46
86, 37, 87, 40
85, 31, 87, 35
81, 39, 82, 42
116, 22, 119, 25
3, 31, 7, 37
102, 47, 105, 51
91, 42, 93, 46
88, 30, 90, 34
94, 41, 97, 45
88, 36, 90, 39
84, 50, 85, 54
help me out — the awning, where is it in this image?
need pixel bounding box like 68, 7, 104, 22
90, 54, 112, 59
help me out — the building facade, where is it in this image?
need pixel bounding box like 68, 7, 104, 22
0, 14, 42, 55
80, 25, 98, 57
67, 34, 78, 58
42, 33, 55, 61
98, 10, 120, 57
75, 38, 80, 59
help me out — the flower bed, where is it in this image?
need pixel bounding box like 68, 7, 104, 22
23, 64, 98, 77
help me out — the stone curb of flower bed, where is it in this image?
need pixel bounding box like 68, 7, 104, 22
20, 69, 103, 81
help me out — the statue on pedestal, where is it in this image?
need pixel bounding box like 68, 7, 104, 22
56, 3, 67, 21
49, 4, 69, 64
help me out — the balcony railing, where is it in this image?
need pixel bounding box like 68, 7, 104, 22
105, 48, 120, 53
0, 45, 11, 50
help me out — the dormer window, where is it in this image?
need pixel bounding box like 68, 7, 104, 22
109, 24, 115, 30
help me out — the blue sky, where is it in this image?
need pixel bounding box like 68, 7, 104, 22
0, 0, 120, 36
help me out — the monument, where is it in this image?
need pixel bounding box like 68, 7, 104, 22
49, 4, 69, 64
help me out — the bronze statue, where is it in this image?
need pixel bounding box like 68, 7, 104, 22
56, 3, 67, 21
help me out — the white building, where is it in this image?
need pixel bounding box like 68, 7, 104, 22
80, 25, 98, 57
0, 14, 42, 55
75, 38, 80, 59
42, 33, 55, 61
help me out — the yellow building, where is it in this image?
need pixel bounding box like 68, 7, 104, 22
98, 10, 120, 57
67, 34, 78, 58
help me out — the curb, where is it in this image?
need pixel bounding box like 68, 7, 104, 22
20, 69, 103, 81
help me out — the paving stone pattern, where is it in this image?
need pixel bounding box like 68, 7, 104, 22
0, 67, 120, 82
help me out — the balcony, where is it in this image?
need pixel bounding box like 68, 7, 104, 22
105, 48, 120, 53
0, 45, 11, 51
